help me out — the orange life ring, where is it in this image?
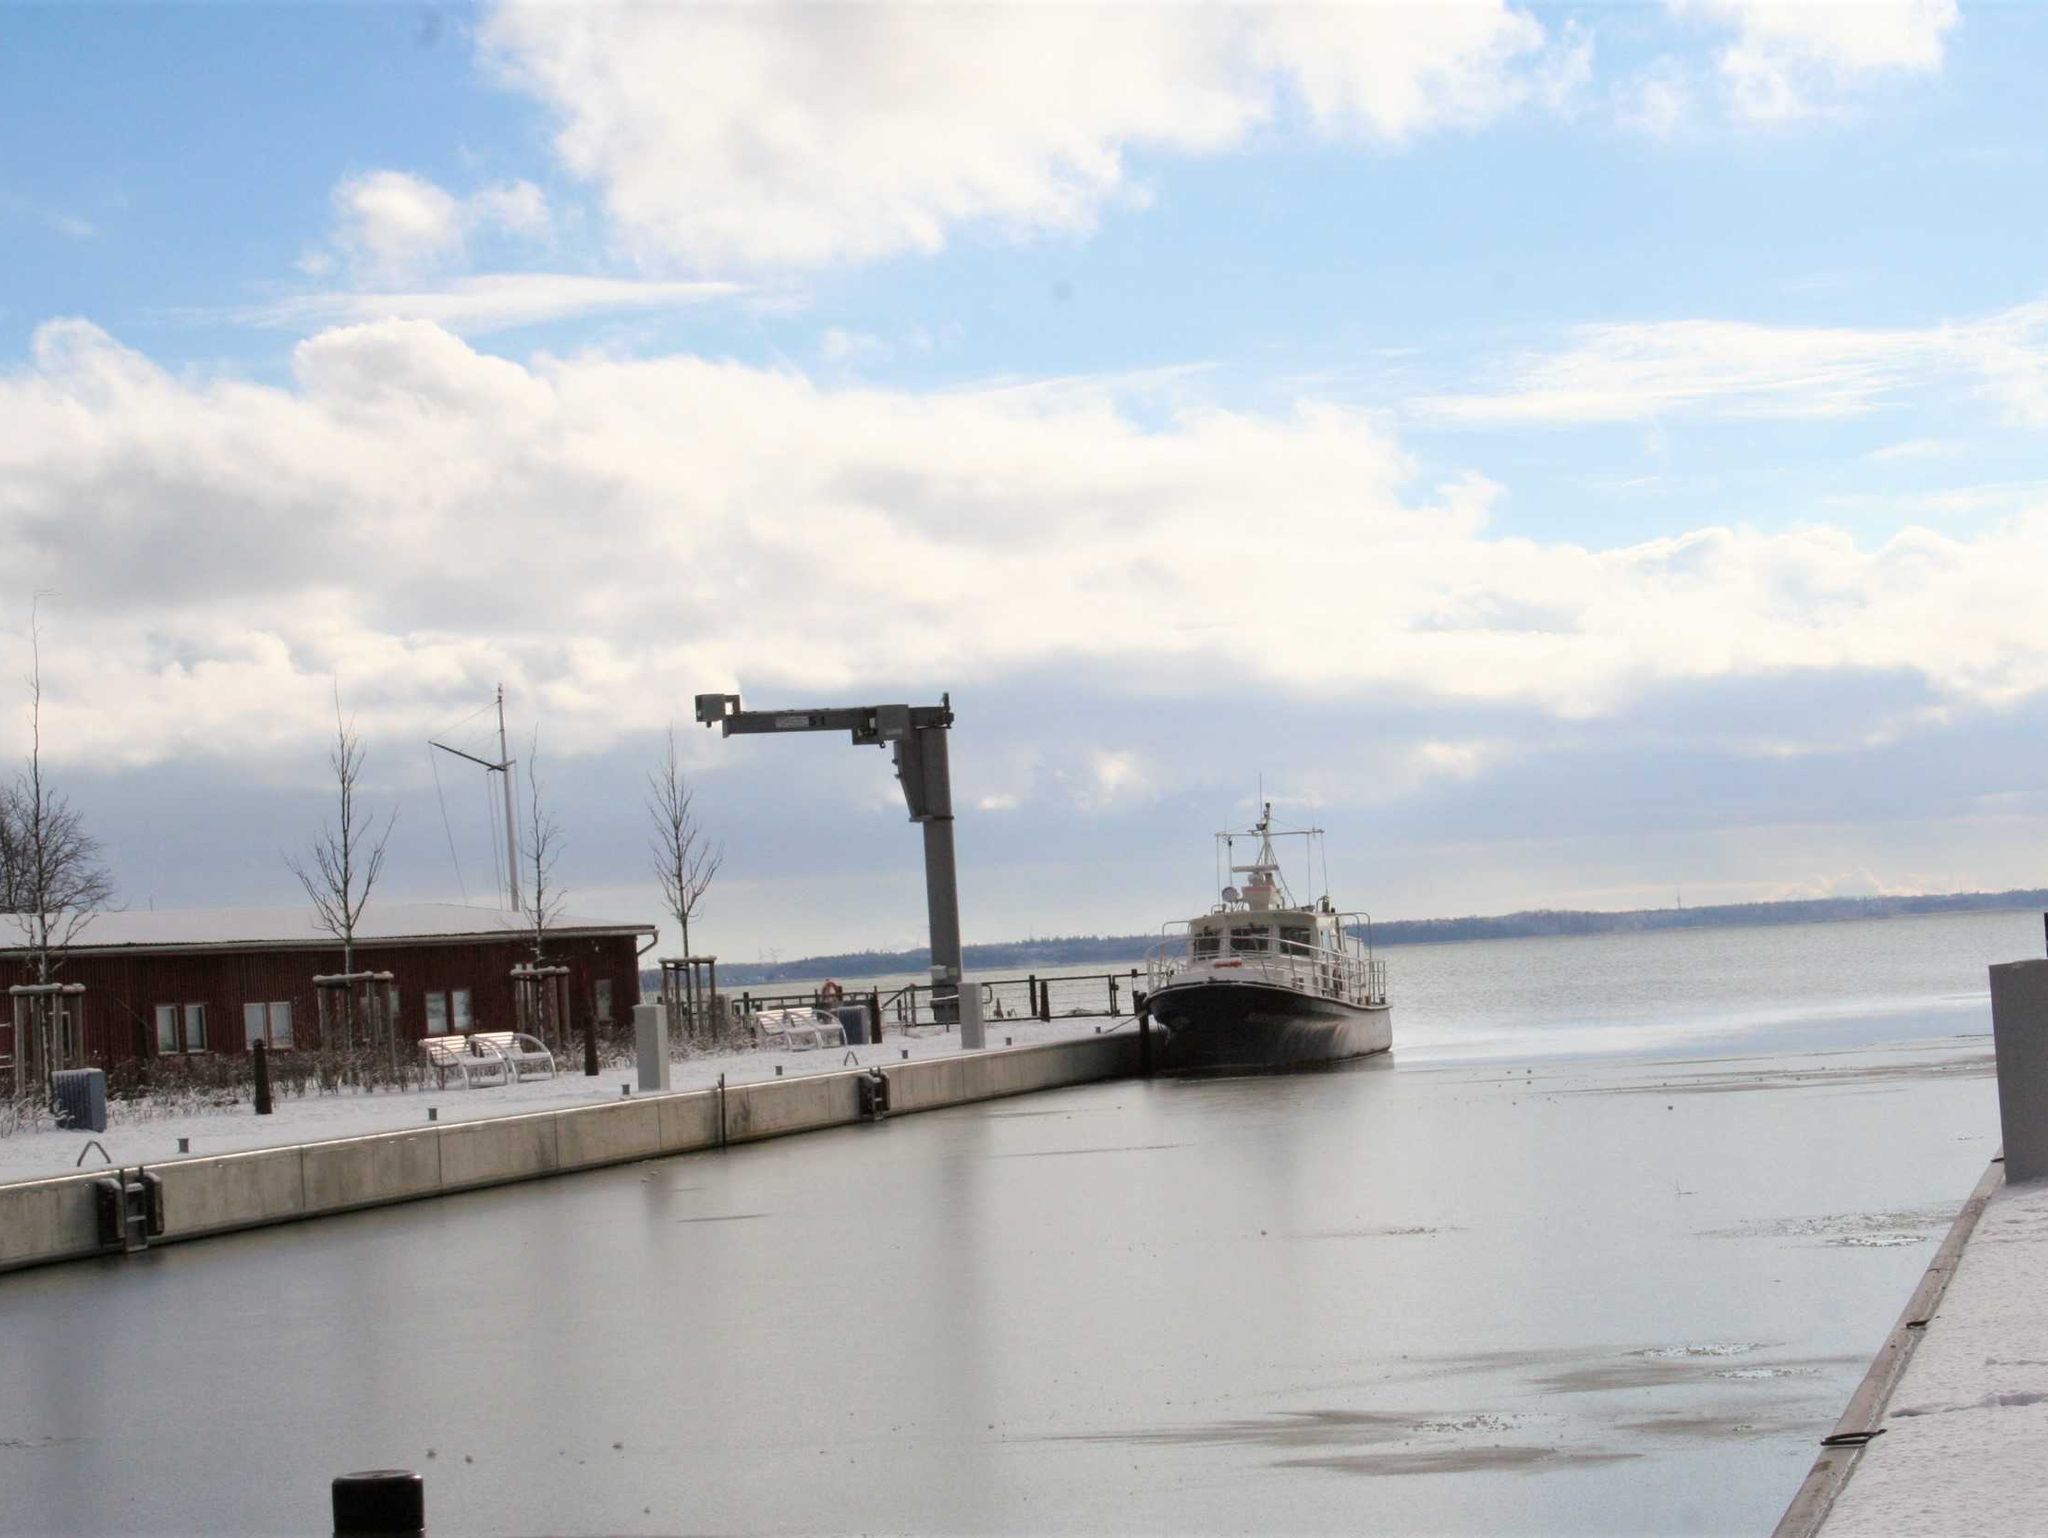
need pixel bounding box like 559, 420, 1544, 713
818, 979, 845, 1006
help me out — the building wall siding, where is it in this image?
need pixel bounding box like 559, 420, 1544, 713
0, 932, 647, 1066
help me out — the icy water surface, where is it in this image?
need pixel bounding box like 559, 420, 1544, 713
0, 911, 2028, 1536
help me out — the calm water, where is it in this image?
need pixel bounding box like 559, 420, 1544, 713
0, 910, 2033, 1536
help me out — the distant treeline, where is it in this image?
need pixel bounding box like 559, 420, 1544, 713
692, 888, 2048, 986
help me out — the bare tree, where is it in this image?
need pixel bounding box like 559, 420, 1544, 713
522, 731, 564, 963
646, 726, 722, 960
0, 779, 29, 915
517, 733, 570, 1047
10, 608, 115, 982
285, 696, 395, 979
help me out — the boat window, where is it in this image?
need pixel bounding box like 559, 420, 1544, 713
1280, 926, 1313, 952
1191, 933, 1220, 958
1229, 926, 1268, 953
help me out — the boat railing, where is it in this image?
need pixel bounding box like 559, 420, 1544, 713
1145, 934, 1388, 1009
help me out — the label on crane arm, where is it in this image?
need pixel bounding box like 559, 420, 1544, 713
773, 714, 818, 730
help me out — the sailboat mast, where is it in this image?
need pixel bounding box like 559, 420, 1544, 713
498, 683, 521, 912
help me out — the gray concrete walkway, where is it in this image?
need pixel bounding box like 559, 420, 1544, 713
1812, 1169, 2048, 1536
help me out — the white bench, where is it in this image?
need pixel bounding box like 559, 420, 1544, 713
420, 1035, 511, 1089
751, 1007, 846, 1052
470, 1031, 556, 1081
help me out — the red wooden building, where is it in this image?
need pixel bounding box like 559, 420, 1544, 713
0, 904, 656, 1069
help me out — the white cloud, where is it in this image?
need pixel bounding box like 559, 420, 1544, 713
1616, 62, 1696, 137
1421, 300, 2048, 425
1673, 0, 1958, 122
469, 179, 552, 240
481, 1, 1573, 270
1767, 868, 1903, 900
1, 319, 2044, 775
237, 273, 743, 335
332, 170, 467, 282
1867, 437, 1955, 462
818, 328, 888, 368
326, 170, 556, 284
0, 190, 99, 241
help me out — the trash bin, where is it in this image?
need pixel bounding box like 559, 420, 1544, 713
51, 1067, 108, 1133
837, 1004, 869, 1046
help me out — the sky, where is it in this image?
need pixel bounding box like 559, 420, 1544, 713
2, 0, 2045, 960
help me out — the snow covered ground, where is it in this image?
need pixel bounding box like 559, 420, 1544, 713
0, 1014, 1123, 1186
1821, 1172, 2048, 1537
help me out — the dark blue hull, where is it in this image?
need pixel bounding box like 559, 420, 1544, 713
1145, 979, 1392, 1073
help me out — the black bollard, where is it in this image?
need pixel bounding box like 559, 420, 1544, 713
582, 1012, 598, 1077
253, 1040, 274, 1116
332, 1469, 423, 1536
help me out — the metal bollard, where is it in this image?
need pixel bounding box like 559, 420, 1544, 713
332, 1469, 423, 1536
253, 1040, 274, 1116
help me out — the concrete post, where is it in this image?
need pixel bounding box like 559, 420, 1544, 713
957, 978, 985, 1051
1990, 959, 2048, 1181
633, 1001, 670, 1092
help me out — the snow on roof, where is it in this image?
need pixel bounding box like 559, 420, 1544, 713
28, 903, 656, 954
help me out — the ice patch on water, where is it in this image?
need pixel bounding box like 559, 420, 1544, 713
1713, 1366, 1821, 1381
1636, 1343, 1765, 1360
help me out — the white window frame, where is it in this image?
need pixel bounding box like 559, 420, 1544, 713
244, 1001, 294, 1050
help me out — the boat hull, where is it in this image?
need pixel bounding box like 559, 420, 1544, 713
1144, 979, 1392, 1073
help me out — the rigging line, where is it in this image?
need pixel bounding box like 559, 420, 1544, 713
429, 696, 498, 747
427, 745, 468, 905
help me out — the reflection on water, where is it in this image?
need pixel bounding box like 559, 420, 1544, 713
0, 914, 2025, 1536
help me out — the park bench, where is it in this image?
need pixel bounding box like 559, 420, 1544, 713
469, 1031, 556, 1081
750, 1007, 846, 1052
420, 1035, 512, 1089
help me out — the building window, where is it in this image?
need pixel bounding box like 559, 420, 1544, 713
154, 1003, 209, 1053
425, 992, 449, 1035
452, 989, 473, 1032
243, 1002, 293, 1049
595, 979, 613, 1024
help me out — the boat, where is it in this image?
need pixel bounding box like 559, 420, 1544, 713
1140, 803, 1392, 1072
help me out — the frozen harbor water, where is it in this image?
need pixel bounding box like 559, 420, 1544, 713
0, 910, 2030, 1535
0, 1038, 1999, 1535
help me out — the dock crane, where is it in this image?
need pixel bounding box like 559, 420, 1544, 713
694, 692, 983, 1048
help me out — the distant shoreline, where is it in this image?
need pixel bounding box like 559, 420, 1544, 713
707, 887, 2048, 985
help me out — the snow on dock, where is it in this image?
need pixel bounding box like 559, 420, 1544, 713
1813, 1167, 2048, 1536
0, 1015, 1124, 1187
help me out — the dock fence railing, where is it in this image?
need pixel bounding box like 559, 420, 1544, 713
727, 970, 1145, 1038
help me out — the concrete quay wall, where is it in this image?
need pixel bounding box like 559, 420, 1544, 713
0, 1032, 1141, 1274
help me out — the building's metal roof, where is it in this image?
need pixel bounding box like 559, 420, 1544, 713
10, 903, 656, 956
